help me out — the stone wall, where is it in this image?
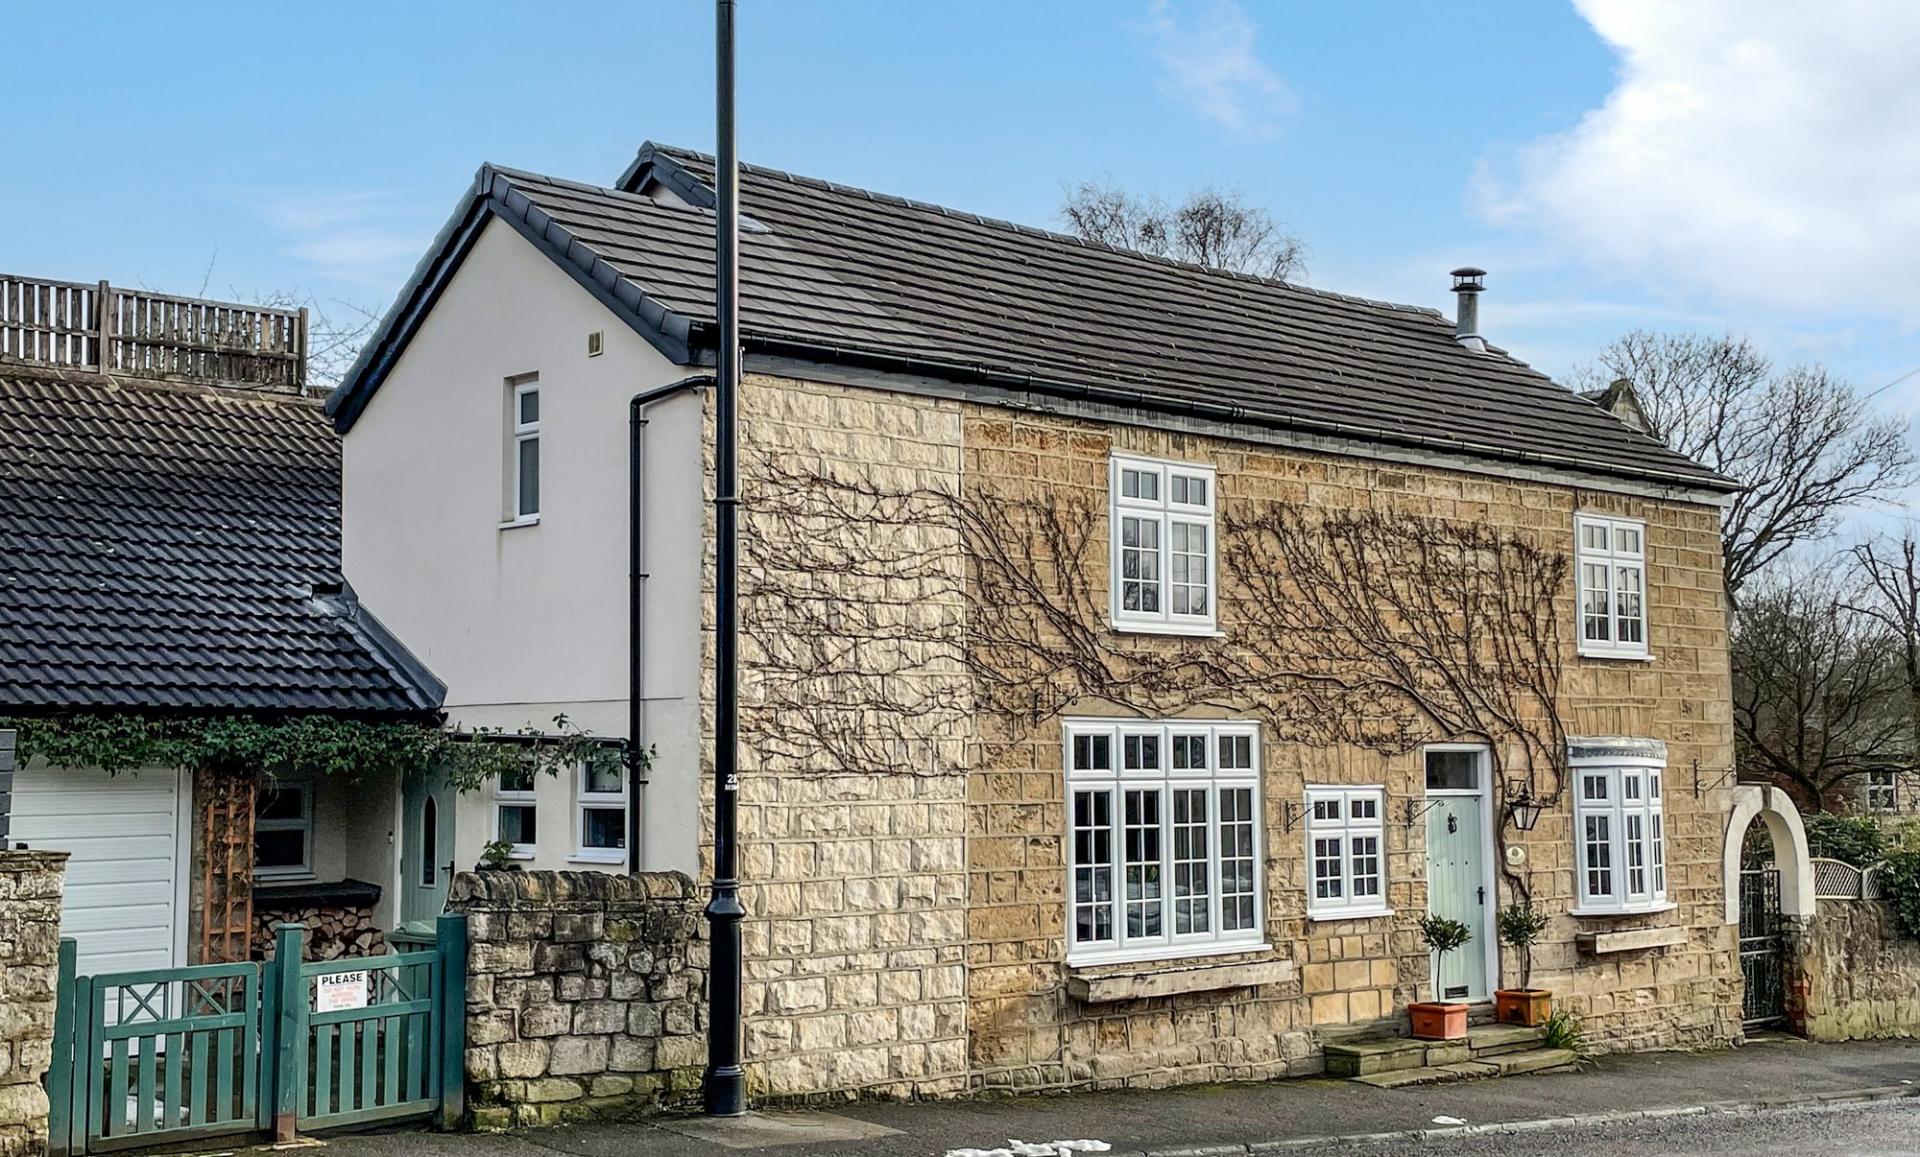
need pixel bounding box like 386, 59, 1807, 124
0, 850, 65, 1157
720, 376, 972, 1099
449, 870, 707, 1128
958, 408, 1741, 1087
1798, 900, 1920, 1040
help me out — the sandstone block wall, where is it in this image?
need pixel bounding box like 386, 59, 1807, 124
0, 850, 65, 1157
1798, 900, 1920, 1041
449, 870, 707, 1127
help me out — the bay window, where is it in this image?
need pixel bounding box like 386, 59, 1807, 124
1573, 758, 1667, 913
1067, 719, 1262, 963
1110, 454, 1217, 635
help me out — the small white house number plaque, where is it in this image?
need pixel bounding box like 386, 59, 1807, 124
315, 970, 370, 1012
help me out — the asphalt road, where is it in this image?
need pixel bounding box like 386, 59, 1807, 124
1298, 1099, 1920, 1156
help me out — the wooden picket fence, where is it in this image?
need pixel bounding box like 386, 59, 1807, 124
0, 273, 308, 390
46, 915, 466, 1155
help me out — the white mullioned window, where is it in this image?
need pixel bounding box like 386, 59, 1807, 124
494, 761, 538, 859
574, 759, 628, 863
1305, 786, 1389, 919
1576, 513, 1648, 657
1573, 758, 1668, 914
509, 377, 541, 522
1868, 769, 1899, 813
1110, 454, 1218, 635
1066, 719, 1263, 964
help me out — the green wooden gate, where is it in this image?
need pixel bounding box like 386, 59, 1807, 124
48, 914, 466, 1156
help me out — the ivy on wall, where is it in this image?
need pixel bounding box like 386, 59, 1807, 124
0, 712, 634, 792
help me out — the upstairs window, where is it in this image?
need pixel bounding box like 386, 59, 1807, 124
1065, 719, 1262, 964
1305, 786, 1389, 920
1868, 769, 1899, 813
1110, 454, 1217, 635
1576, 514, 1647, 658
1573, 762, 1667, 913
508, 377, 541, 523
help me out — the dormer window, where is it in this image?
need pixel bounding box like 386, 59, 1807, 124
1110, 454, 1218, 636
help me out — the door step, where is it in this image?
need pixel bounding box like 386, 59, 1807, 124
1327, 1024, 1577, 1087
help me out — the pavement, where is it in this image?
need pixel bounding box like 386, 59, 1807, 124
299, 1036, 1920, 1157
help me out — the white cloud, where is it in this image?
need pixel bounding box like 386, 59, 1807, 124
249, 190, 427, 288
1137, 0, 1297, 138
1481, 1, 1920, 319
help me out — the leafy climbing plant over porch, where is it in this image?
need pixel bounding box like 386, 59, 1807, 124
0, 712, 630, 791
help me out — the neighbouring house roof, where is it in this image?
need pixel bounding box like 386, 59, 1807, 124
0, 365, 444, 715
329, 141, 1735, 493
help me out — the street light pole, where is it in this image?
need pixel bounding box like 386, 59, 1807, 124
702, 0, 748, 1120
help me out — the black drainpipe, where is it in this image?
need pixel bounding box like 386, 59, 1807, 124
628, 374, 714, 876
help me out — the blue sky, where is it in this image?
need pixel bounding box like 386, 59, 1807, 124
7, 1, 1919, 424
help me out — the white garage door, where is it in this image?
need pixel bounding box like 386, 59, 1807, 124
12, 767, 186, 976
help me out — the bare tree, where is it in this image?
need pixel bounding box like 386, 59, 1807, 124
1060, 179, 1307, 280
1733, 565, 1909, 808
247, 291, 380, 395
1572, 332, 1914, 601
1848, 532, 1920, 761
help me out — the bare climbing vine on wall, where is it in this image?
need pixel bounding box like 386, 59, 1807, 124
742, 454, 1571, 895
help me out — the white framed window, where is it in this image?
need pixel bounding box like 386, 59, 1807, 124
1305, 786, 1389, 919
494, 761, 538, 859
1573, 759, 1667, 913
254, 778, 314, 879
507, 377, 541, 523
1868, 769, 1899, 813
1066, 718, 1263, 964
1576, 513, 1648, 658
574, 760, 628, 864
1110, 454, 1218, 635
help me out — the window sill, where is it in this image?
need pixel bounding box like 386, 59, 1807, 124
506, 848, 536, 861
1067, 952, 1291, 1003
1308, 906, 1394, 923
499, 515, 541, 530
569, 851, 627, 866
1577, 648, 1655, 663
1569, 900, 1676, 918
254, 870, 316, 884
1108, 619, 1224, 639
1067, 939, 1269, 969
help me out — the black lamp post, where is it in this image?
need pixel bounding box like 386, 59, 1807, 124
703, 0, 747, 1120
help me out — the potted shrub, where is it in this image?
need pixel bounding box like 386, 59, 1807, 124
1494, 901, 1553, 1027
1409, 915, 1473, 1040
475, 838, 521, 872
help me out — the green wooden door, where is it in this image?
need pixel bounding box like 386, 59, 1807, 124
400, 772, 455, 927
1425, 793, 1490, 1003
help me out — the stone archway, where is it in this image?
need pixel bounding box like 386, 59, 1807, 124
1722, 784, 1814, 926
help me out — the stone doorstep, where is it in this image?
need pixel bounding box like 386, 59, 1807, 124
1351, 1048, 1577, 1088
1323, 1024, 1546, 1077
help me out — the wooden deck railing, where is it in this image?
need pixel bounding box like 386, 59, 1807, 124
0, 273, 308, 390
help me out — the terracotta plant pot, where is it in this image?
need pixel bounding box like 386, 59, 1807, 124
1494, 988, 1552, 1027
1407, 1000, 1470, 1040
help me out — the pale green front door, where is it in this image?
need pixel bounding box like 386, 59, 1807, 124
1425, 748, 1491, 1003
401, 771, 455, 927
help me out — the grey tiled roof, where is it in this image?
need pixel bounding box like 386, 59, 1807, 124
332, 143, 1732, 491
0, 367, 443, 715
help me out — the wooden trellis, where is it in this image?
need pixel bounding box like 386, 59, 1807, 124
198, 770, 257, 964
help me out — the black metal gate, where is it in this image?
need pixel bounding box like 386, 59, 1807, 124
1739, 868, 1786, 1026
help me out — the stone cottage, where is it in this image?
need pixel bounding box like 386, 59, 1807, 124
327, 142, 1767, 1101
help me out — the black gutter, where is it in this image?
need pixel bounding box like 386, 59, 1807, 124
703, 0, 747, 1120
627, 374, 714, 876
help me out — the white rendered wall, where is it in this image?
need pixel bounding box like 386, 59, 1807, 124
340, 217, 705, 876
